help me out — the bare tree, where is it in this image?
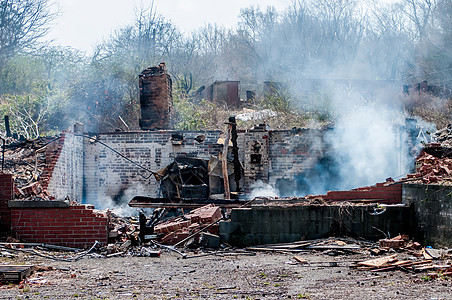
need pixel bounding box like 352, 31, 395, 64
311, 0, 366, 66
0, 0, 55, 60
401, 0, 437, 40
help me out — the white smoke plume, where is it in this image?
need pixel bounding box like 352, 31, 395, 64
284, 84, 436, 196
327, 102, 405, 190
249, 180, 280, 199
95, 178, 149, 217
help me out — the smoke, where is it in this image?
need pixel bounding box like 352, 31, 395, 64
99, 195, 138, 217
286, 84, 436, 196
249, 180, 279, 199
95, 179, 150, 217
327, 102, 403, 190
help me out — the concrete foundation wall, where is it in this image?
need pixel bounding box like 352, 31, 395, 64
220, 205, 412, 246
403, 183, 452, 247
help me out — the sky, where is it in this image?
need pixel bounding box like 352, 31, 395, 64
48, 0, 292, 54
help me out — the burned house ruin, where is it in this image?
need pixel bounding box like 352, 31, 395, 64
2, 63, 451, 250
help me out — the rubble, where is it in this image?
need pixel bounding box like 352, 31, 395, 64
1, 136, 60, 201
407, 145, 452, 184
378, 235, 410, 249
107, 211, 138, 244
154, 204, 222, 246
398, 124, 452, 184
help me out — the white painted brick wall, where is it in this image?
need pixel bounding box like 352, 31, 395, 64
48, 129, 324, 207
47, 133, 84, 201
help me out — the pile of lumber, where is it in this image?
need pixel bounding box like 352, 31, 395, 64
246, 237, 372, 254
355, 254, 452, 275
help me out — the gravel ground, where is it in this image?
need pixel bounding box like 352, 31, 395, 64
0, 250, 451, 300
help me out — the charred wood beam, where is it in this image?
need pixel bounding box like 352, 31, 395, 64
4, 115, 11, 138
229, 116, 241, 192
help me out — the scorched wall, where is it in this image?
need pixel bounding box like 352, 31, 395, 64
83, 131, 222, 208
46, 132, 84, 202
45, 127, 332, 206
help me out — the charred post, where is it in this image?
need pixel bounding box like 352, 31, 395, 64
229, 116, 242, 192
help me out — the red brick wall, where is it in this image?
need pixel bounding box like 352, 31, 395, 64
40, 134, 65, 190
307, 182, 402, 204
11, 204, 109, 248
0, 174, 13, 229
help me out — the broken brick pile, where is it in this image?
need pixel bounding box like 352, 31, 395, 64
378, 234, 413, 249
154, 204, 222, 245
305, 179, 402, 204
108, 212, 137, 243
2, 134, 66, 201
406, 144, 452, 184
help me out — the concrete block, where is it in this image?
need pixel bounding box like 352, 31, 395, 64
219, 220, 237, 235
201, 232, 220, 248
230, 208, 251, 222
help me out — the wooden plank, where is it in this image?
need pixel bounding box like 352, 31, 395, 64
422, 248, 434, 260
390, 260, 412, 266
256, 242, 312, 250
293, 256, 308, 264
425, 248, 441, 259
221, 124, 232, 200
246, 247, 307, 253
414, 265, 435, 272
306, 245, 361, 250
370, 260, 431, 272
357, 254, 398, 268
255, 241, 312, 248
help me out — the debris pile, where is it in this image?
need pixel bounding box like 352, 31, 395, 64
407, 144, 452, 184
154, 204, 222, 245
244, 235, 452, 279
433, 124, 452, 147
354, 252, 452, 276
1, 136, 60, 200
246, 237, 371, 255
107, 212, 138, 244
402, 124, 452, 184
304, 179, 401, 204
378, 234, 412, 249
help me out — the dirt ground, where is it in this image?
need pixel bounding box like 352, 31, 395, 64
0, 249, 451, 300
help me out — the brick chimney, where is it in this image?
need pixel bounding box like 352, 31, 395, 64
139, 62, 173, 130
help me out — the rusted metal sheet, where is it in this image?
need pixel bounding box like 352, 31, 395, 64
208, 81, 241, 108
